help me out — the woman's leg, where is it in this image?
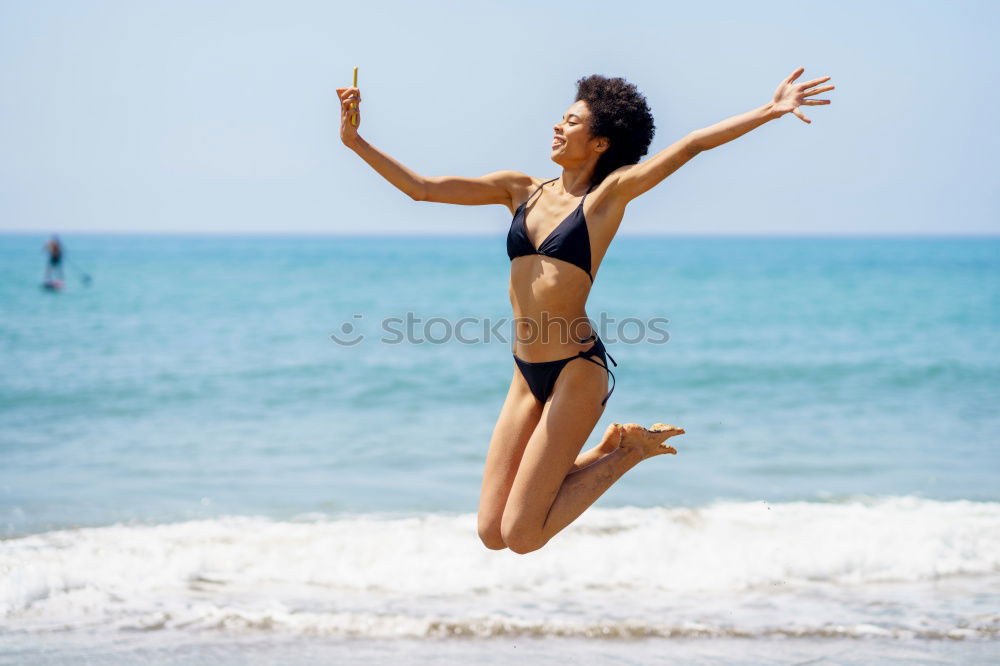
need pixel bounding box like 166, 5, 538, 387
477, 368, 543, 549
534, 422, 682, 550
500, 361, 683, 554
478, 370, 619, 548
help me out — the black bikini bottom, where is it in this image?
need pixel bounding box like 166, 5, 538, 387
513, 335, 617, 406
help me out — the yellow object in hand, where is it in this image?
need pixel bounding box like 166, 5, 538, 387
351, 66, 359, 127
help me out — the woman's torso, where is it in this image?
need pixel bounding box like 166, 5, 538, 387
506, 176, 625, 361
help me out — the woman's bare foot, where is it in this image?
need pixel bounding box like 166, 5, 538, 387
620, 422, 685, 459
570, 422, 624, 471
598, 422, 624, 454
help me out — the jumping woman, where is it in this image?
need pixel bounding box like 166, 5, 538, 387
336, 67, 834, 554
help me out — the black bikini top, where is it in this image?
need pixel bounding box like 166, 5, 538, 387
506, 177, 596, 281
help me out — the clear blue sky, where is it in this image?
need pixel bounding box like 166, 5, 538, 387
1, 0, 997, 235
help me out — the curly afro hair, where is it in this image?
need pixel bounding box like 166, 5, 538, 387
574, 75, 656, 186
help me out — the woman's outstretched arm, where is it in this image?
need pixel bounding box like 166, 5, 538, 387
336, 86, 529, 207
609, 67, 834, 202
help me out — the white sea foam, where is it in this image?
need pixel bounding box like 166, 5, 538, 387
2, 497, 999, 639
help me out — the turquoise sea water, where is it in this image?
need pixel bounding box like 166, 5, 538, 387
2, 234, 997, 530
1, 233, 998, 661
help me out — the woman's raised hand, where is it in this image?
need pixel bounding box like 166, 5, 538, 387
336, 86, 362, 145
770, 67, 834, 124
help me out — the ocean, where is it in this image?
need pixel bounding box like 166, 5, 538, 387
1, 233, 998, 664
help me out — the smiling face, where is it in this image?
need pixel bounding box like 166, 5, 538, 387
550, 100, 608, 166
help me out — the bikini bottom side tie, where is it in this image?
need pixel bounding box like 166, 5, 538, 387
513, 335, 617, 406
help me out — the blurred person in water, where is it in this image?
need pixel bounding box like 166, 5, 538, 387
43, 234, 64, 283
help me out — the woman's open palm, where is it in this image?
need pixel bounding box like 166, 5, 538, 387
771, 67, 834, 124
